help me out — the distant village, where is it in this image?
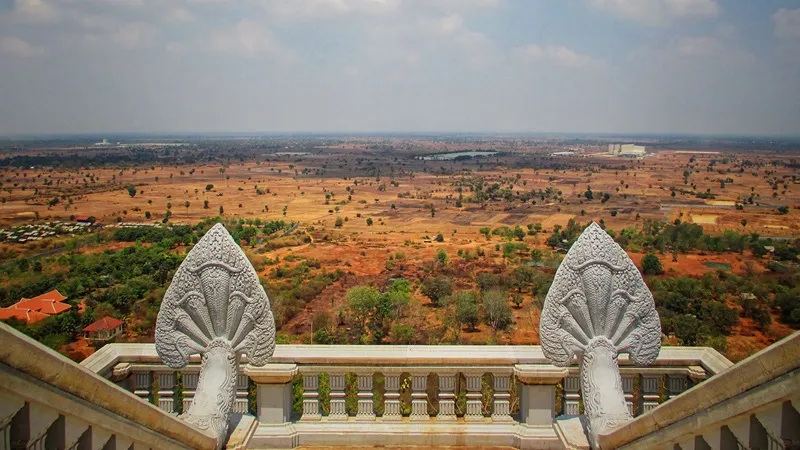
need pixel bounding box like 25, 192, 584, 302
0, 217, 96, 244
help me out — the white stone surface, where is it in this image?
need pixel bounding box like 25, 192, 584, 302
540, 223, 661, 448
155, 223, 276, 448
601, 330, 800, 450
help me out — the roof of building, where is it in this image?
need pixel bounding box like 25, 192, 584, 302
0, 306, 50, 323
83, 316, 124, 333
28, 289, 68, 303
0, 290, 70, 324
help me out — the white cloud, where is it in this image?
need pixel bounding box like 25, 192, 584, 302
513, 44, 598, 68
13, 0, 57, 21
167, 8, 196, 23
109, 23, 156, 49
209, 20, 296, 61
773, 8, 800, 39
586, 0, 720, 26
0, 36, 46, 57
260, 0, 401, 19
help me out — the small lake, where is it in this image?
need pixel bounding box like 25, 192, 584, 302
417, 151, 498, 161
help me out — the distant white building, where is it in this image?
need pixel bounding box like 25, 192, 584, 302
609, 143, 645, 157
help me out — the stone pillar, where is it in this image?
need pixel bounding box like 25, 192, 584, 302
132, 371, 151, 402
301, 372, 321, 421
437, 372, 457, 422
182, 370, 199, 414
491, 371, 513, 422
245, 364, 298, 425
409, 372, 429, 421
328, 372, 348, 421
515, 365, 569, 427
382, 370, 402, 421
157, 371, 176, 413
464, 371, 484, 422
641, 375, 660, 413
563, 376, 581, 416
356, 372, 375, 421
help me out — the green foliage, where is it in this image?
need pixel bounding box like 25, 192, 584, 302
390, 324, 415, 344
420, 277, 453, 306
345, 279, 411, 344
448, 291, 480, 331
482, 289, 512, 331
641, 254, 663, 275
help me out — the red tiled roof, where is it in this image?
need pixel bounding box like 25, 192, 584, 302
38, 301, 71, 315
0, 290, 71, 324
30, 289, 68, 303
0, 306, 50, 323
74, 215, 92, 222
83, 316, 124, 333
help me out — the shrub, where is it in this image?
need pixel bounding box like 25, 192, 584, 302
641, 254, 663, 275
421, 277, 453, 306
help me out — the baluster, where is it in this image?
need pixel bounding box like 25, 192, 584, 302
668, 375, 688, 399
621, 375, 634, 416
235, 374, 249, 414
563, 376, 581, 415
328, 372, 347, 421
158, 371, 175, 412
382, 371, 402, 421
132, 371, 150, 402
356, 372, 375, 421
301, 373, 321, 421
464, 371, 483, 422
410, 372, 429, 421
182, 371, 198, 413
491, 372, 513, 422
437, 372, 457, 422
641, 375, 660, 413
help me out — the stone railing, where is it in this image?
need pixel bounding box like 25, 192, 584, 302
0, 323, 218, 450
600, 330, 800, 450
82, 342, 731, 448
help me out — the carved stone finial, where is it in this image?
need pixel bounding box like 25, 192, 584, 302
540, 222, 660, 448
156, 223, 275, 449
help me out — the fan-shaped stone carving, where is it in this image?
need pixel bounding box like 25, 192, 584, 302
540, 222, 660, 448
156, 223, 275, 449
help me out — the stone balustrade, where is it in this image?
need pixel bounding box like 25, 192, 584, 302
82, 343, 731, 449
600, 330, 800, 450
0, 323, 218, 450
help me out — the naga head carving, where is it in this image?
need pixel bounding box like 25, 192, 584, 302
156, 223, 276, 369
540, 222, 661, 367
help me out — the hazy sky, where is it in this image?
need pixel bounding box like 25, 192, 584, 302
1, 0, 799, 135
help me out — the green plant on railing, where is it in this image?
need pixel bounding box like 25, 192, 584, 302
632, 375, 641, 417
248, 377, 257, 416
554, 381, 564, 416
149, 371, 159, 406
481, 373, 494, 416
509, 377, 521, 417
292, 375, 303, 418
319, 373, 331, 415
373, 374, 385, 416
578, 388, 584, 415
455, 373, 467, 416
399, 373, 411, 417
658, 375, 669, 404
174, 372, 184, 415
426, 374, 439, 417
345, 373, 358, 416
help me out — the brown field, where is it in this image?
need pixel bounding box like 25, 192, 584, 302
1, 141, 799, 360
